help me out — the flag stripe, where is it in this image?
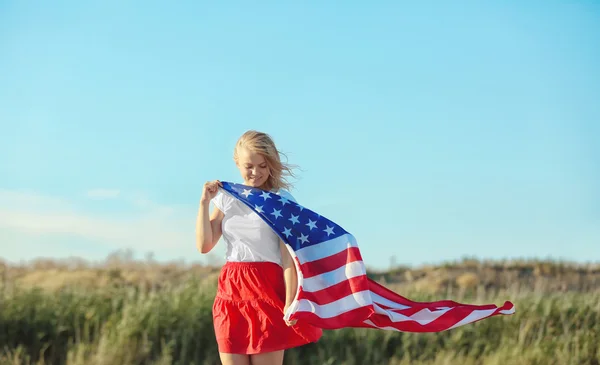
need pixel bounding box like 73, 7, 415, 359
298, 275, 370, 306
295, 233, 356, 263
368, 278, 504, 311
301, 260, 365, 293
370, 292, 411, 310
499, 306, 516, 315
365, 305, 509, 332
448, 308, 500, 329
366, 278, 418, 307
300, 246, 363, 278
365, 307, 478, 332
294, 290, 374, 319
293, 306, 375, 330
372, 303, 451, 325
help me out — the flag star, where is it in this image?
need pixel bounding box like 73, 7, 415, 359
289, 214, 300, 225
260, 191, 272, 201
254, 205, 263, 213
297, 205, 304, 211
271, 208, 282, 219
282, 227, 292, 238
279, 196, 290, 206
241, 189, 253, 198
324, 225, 335, 236
298, 233, 309, 245
306, 219, 317, 230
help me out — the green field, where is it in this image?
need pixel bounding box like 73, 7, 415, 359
1, 258, 599, 365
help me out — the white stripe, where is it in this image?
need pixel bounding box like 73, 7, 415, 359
372, 303, 411, 321
372, 303, 452, 325
449, 308, 497, 329
295, 233, 357, 263
295, 294, 460, 325
301, 260, 366, 292
295, 290, 373, 318
371, 292, 411, 310
366, 307, 510, 331
363, 319, 398, 331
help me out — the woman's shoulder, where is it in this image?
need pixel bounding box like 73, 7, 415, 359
212, 189, 235, 212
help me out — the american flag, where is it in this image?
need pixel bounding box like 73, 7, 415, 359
220, 181, 515, 332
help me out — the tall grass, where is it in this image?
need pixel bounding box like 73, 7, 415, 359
1, 273, 599, 365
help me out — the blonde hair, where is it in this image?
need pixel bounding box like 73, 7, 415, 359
233, 130, 297, 191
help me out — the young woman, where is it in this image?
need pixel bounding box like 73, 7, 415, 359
196, 130, 322, 365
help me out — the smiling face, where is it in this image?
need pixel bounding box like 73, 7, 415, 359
235, 147, 270, 188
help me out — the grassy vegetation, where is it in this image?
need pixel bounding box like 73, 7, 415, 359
1, 256, 599, 365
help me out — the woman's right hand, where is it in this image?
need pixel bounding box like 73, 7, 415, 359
201, 180, 222, 204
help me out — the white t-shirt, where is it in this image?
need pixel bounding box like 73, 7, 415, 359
212, 187, 297, 266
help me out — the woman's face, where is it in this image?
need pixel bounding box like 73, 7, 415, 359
236, 147, 270, 188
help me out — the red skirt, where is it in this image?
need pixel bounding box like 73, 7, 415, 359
212, 261, 322, 354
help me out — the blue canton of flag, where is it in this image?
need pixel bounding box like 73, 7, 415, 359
221, 181, 346, 252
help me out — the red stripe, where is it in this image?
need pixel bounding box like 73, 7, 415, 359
367, 278, 416, 306
298, 275, 370, 305
368, 278, 513, 311
300, 247, 363, 278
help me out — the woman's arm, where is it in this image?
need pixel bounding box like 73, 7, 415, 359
280, 239, 298, 325
196, 180, 224, 254
195, 201, 224, 254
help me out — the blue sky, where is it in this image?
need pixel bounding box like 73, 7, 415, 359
1, 1, 598, 269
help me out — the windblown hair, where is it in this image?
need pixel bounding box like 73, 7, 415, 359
233, 130, 297, 192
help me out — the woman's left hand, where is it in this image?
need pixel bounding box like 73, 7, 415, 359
283, 304, 297, 326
